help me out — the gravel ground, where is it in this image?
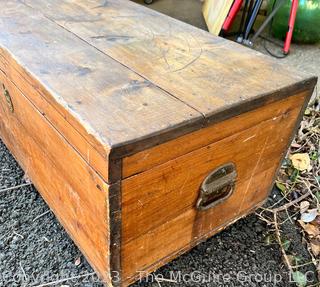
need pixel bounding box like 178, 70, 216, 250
0, 1, 319, 287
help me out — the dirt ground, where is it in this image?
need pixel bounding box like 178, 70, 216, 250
0, 0, 319, 286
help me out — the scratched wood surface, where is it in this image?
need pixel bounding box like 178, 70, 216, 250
0, 72, 112, 284
122, 93, 308, 178
0, 48, 111, 181
0, 1, 201, 171
121, 91, 307, 283
122, 91, 308, 242
1, 0, 316, 159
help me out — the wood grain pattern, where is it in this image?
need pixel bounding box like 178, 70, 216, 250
0, 1, 201, 163
122, 170, 273, 286
0, 73, 112, 284
121, 169, 273, 282
23, 0, 316, 117
121, 93, 306, 281
122, 108, 299, 242
121, 198, 266, 286
0, 49, 110, 181
123, 92, 309, 178
0, 0, 316, 159
203, 0, 234, 35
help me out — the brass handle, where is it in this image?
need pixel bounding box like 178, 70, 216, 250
2, 84, 14, 113
196, 163, 237, 211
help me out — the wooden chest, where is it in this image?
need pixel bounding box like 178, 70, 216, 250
0, 0, 317, 286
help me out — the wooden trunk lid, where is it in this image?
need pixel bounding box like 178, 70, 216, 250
0, 0, 316, 185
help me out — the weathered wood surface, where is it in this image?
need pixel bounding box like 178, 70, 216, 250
0, 72, 112, 284
0, 1, 317, 286
121, 91, 308, 282
0, 1, 201, 172
0, 0, 316, 160
0, 48, 111, 181
123, 93, 308, 178
122, 91, 308, 241
203, 0, 234, 35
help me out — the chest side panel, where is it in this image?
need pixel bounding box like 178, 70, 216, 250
121, 91, 309, 283
0, 72, 111, 284
0, 49, 110, 181
123, 93, 309, 178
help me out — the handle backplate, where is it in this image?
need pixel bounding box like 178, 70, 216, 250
196, 163, 237, 211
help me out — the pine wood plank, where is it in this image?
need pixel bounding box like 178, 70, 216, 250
121, 93, 306, 281
122, 168, 275, 285
123, 92, 308, 178
122, 105, 302, 242
203, 0, 234, 35
0, 50, 110, 181
21, 0, 316, 132
0, 72, 111, 284
0, 0, 202, 166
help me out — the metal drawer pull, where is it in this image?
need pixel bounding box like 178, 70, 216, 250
2, 84, 14, 113
196, 163, 237, 211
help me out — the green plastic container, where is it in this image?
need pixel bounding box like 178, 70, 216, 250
268, 0, 320, 44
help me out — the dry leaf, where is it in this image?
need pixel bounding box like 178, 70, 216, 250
300, 201, 310, 214
74, 257, 81, 266
304, 224, 319, 237
310, 241, 320, 257
290, 153, 311, 171
314, 216, 320, 226
299, 220, 320, 237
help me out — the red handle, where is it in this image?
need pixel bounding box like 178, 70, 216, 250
222, 0, 243, 32
283, 0, 299, 54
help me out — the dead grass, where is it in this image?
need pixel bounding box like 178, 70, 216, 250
256, 96, 320, 287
